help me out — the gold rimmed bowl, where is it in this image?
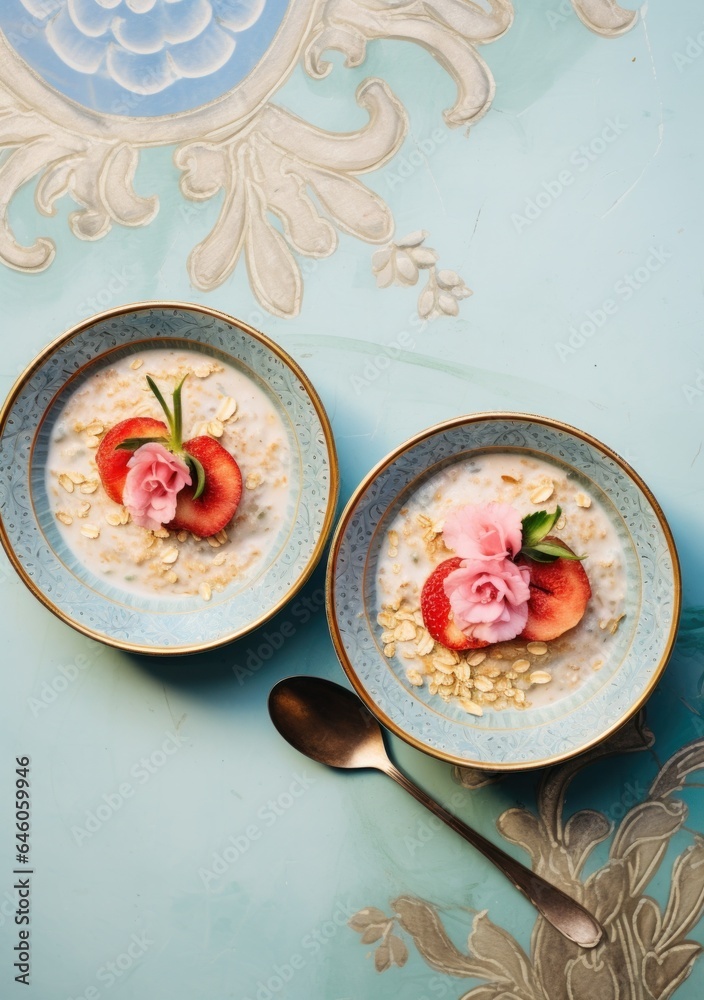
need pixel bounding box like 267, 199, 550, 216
0, 302, 338, 654
326, 413, 680, 770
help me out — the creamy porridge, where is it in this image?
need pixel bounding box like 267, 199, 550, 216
45, 348, 292, 599
376, 452, 629, 714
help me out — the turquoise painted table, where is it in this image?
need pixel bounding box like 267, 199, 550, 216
1, 1, 704, 997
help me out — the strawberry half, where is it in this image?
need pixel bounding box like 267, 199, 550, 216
420, 557, 489, 651
518, 537, 591, 642
168, 436, 242, 538
96, 417, 168, 503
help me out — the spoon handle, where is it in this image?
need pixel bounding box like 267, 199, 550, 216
383, 762, 603, 949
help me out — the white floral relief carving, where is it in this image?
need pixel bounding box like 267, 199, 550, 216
175, 81, 405, 316
349, 709, 704, 999
0, 0, 638, 315
304, 0, 514, 129
0, 88, 160, 271
372, 231, 472, 320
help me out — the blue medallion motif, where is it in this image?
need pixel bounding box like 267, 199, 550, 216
1, 0, 289, 116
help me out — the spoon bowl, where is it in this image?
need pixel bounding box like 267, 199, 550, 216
269, 675, 385, 770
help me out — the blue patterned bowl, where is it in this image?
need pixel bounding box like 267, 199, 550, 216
327, 413, 680, 770
0, 302, 338, 654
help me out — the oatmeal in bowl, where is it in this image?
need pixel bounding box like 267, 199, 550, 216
327, 414, 680, 770
0, 303, 338, 653
376, 452, 627, 718
47, 347, 291, 602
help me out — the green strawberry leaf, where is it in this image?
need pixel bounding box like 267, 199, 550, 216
146, 375, 175, 437
188, 454, 206, 500
522, 540, 585, 563
521, 505, 562, 548
520, 546, 559, 564
116, 436, 170, 451
532, 539, 585, 560
173, 375, 187, 448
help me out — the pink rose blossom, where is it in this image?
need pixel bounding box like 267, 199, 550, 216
444, 557, 531, 644
123, 442, 191, 530
443, 503, 523, 562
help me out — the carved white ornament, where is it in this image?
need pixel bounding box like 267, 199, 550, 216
372, 231, 472, 321
0, 0, 638, 317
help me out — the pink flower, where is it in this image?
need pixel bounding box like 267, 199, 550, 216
444, 557, 531, 644
123, 442, 191, 530
443, 503, 523, 562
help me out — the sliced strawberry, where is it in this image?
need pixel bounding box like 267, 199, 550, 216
168, 436, 242, 538
420, 557, 489, 652
96, 417, 168, 504
518, 537, 591, 642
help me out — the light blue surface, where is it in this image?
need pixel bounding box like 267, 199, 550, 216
2, 1, 704, 998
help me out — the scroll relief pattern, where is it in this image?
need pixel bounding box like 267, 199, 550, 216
1, 0, 639, 317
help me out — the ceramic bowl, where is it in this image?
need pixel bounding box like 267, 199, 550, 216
326, 413, 680, 770
0, 302, 338, 654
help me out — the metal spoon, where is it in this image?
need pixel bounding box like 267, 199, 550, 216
268, 675, 603, 949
